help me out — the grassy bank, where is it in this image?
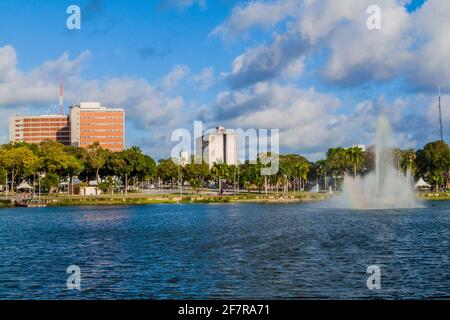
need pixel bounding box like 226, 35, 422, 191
39, 192, 329, 207
2, 191, 448, 209
417, 192, 450, 201
0, 199, 13, 208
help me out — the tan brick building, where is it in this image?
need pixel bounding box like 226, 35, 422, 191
9, 114, 71, 145
9, 102, 125, 152
70, 102, 125, 152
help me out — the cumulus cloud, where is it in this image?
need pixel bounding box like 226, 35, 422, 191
157, 0, 206, 10
214, 0, 450, 91
160, 64, 190, 91
229, 32, 309, 88
69, 77, 185, 129
0, 44, 188, 157
211, 83, 342, 153
192, 67, 216, 91
0, 45, 91, 107
210, 0, 300, 40
210, 82, 442, 159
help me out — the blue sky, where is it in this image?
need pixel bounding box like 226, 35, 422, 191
0, 0, 448, 161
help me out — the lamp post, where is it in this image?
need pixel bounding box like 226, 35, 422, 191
234, 169, 236, 195
33, 174, 36, 199
237, 165, 240, 195
38, 174, 41, 202
5, 171, 8, 200
179, 166, 183, 197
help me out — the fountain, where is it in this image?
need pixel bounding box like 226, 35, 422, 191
341, 116, 419, 209
310, 183, 320, 193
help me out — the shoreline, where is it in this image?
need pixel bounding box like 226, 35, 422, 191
0, 192, 329, 208
1, 192, 449, 209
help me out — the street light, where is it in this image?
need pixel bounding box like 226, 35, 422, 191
38, 174, 42, 202
5, 171, 8, 200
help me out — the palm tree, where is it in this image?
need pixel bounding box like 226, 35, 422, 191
316, 159, 328, 190
346, 146, 365, 177
401, 149, 417, 175
326, 147, 347, 189
394, 148, 403, 172
296, 162, 310, 191
210, 162, 229, 195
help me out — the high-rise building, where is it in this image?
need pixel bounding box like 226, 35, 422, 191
196, 126, 238, 167
9, 102, 125, 152
9, 114, 71, 145
70, 102, 125, 152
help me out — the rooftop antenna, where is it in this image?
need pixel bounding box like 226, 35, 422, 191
439, 86, 444, 141
59, 80, 63, 114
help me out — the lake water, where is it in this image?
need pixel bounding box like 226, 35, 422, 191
1, 202, 450, 299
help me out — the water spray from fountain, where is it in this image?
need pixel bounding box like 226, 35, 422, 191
342, 116, 420, 209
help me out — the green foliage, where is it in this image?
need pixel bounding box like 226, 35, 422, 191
325, 146, 364, 177
1, 137, 449, 196
346, 146, 365, 177
417, 140, 450, 190
157, 158, 179, 184
0, 167, 6, 185
86, 142, 110, 182
98, 177, 119, 194
38, 140, 84, 177
189, 178, 202, 193
183, 161, 209, 182
101, 146, 156, 193
0, 144, 38, 193
240, 161, 263, 192
400, 149, 417, 174
41, 173, 60, 193
210, 162, 232, 194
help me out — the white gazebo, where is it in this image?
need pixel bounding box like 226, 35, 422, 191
16, 180, 33, 191
414, 177, 431, 191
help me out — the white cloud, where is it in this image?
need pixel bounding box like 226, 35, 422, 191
0, 46, 91, 106
210, 0, 300, 40
212, 82, 342, 150
229, 32, 309, 88
215, 0, 450, 91
192, 67, 215, 91
71, 77, 185, 129
160, 64, 190, 91
0, 45, 188, 158
210, 82, 442, 159
426, 93, 450, 132
160, 0, 206, 10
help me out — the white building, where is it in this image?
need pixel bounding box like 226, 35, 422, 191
352, 144, 366, 152
179, 151, 190, 167
196, 126, 238, 167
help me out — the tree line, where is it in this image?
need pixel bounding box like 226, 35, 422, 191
0, 139, 449, 195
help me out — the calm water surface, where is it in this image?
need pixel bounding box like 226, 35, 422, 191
1, 202, 450, 299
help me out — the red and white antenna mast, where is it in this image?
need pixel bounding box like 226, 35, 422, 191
59, 80, 63, 114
